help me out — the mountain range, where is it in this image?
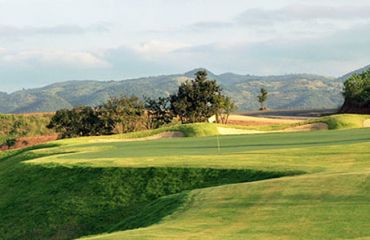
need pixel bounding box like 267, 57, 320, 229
0, 65, 369, 113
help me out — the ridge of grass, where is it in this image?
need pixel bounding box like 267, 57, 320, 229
309, 114, 370, 129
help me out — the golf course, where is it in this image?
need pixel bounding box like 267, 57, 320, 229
0, 114, 369, 239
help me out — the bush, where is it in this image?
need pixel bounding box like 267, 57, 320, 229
5, 138, 17, 148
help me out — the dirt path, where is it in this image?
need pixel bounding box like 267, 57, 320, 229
228, 114, 303, 126
217, 123, 329, 136
364, 119, 370, 128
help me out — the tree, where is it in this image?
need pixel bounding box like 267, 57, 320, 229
257, 88, 268, 111
47, 106, 114, 138
341, 68, 370, 113
170, 70, 224, 123
215, 96, 237, 124
144, 97, 174, 129
101, 96, 145, 133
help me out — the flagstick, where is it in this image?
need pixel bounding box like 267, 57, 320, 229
217, 135, 221, 153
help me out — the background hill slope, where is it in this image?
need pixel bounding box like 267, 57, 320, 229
1, 66, 369, 113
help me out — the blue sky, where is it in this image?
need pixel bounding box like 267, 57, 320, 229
1, 0, 370, 92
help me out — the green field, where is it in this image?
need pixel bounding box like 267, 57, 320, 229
1, 115, 370, 239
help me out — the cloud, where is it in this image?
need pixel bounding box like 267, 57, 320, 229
184, 4, 370, 33
237, 5, 370, 25
0, 23, 110, 40
0, 45, 174, 93
169, 23, 370, 76
0, 49, 110, 69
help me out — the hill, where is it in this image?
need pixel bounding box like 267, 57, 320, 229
0, 117, 369, 239
337, 64, 370, 81
0, 69, 345, 113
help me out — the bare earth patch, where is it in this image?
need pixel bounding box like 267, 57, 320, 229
0, 135, 59, 151
217, 127, 267, 135
284, 123, 329, 132
88, 131, 185, 143
363, 119, 370, 128
227, 114, 304, 127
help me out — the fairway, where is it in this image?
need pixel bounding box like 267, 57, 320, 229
1, 127, 370, 239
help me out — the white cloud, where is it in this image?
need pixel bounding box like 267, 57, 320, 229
133, 40, 191, 59
1, 1, 370, 92
237, 4, 370, 24
0, 49, 110, 69
0, 23, 110, 41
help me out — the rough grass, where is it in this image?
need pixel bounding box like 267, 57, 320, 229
0, 113, 55, 145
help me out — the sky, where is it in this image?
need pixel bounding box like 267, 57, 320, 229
1, 0, 370, 92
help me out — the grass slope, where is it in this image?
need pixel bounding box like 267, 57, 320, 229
77, 128, 370, 240
1, 117, 370, 239
312, 114, 370, 129
0, 145, 294, 239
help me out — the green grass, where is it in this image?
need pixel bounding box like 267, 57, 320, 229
310, 114, 370, 129
1, 116, 370, 239
70, 128, 370, 240
0, 142, 297, 239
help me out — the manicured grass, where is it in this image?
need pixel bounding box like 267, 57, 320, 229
0, 143, 296, 239
74, 128, 370, 240
1, 120, 370, 239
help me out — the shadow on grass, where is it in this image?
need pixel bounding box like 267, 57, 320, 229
0, 140, 304, 239
0, 162, 303, 240
104, 168, 304, 234
0, 143, 60, 163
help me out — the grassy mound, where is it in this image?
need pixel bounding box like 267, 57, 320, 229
311, 114, 370, 129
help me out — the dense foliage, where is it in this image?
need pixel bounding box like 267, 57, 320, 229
101, 96, 145, 134
341, 68, 370, 113
0, 113, 54, 146
170, 70, 234, 123
48, 97, 147, 138
144, 97, 174, 129
47, 106, 115, 138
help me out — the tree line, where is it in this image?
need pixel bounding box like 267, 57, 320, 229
48, 70, 237, 138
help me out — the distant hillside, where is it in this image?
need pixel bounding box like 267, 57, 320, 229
1, 67, 364, 113
338, 64, 370, 81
